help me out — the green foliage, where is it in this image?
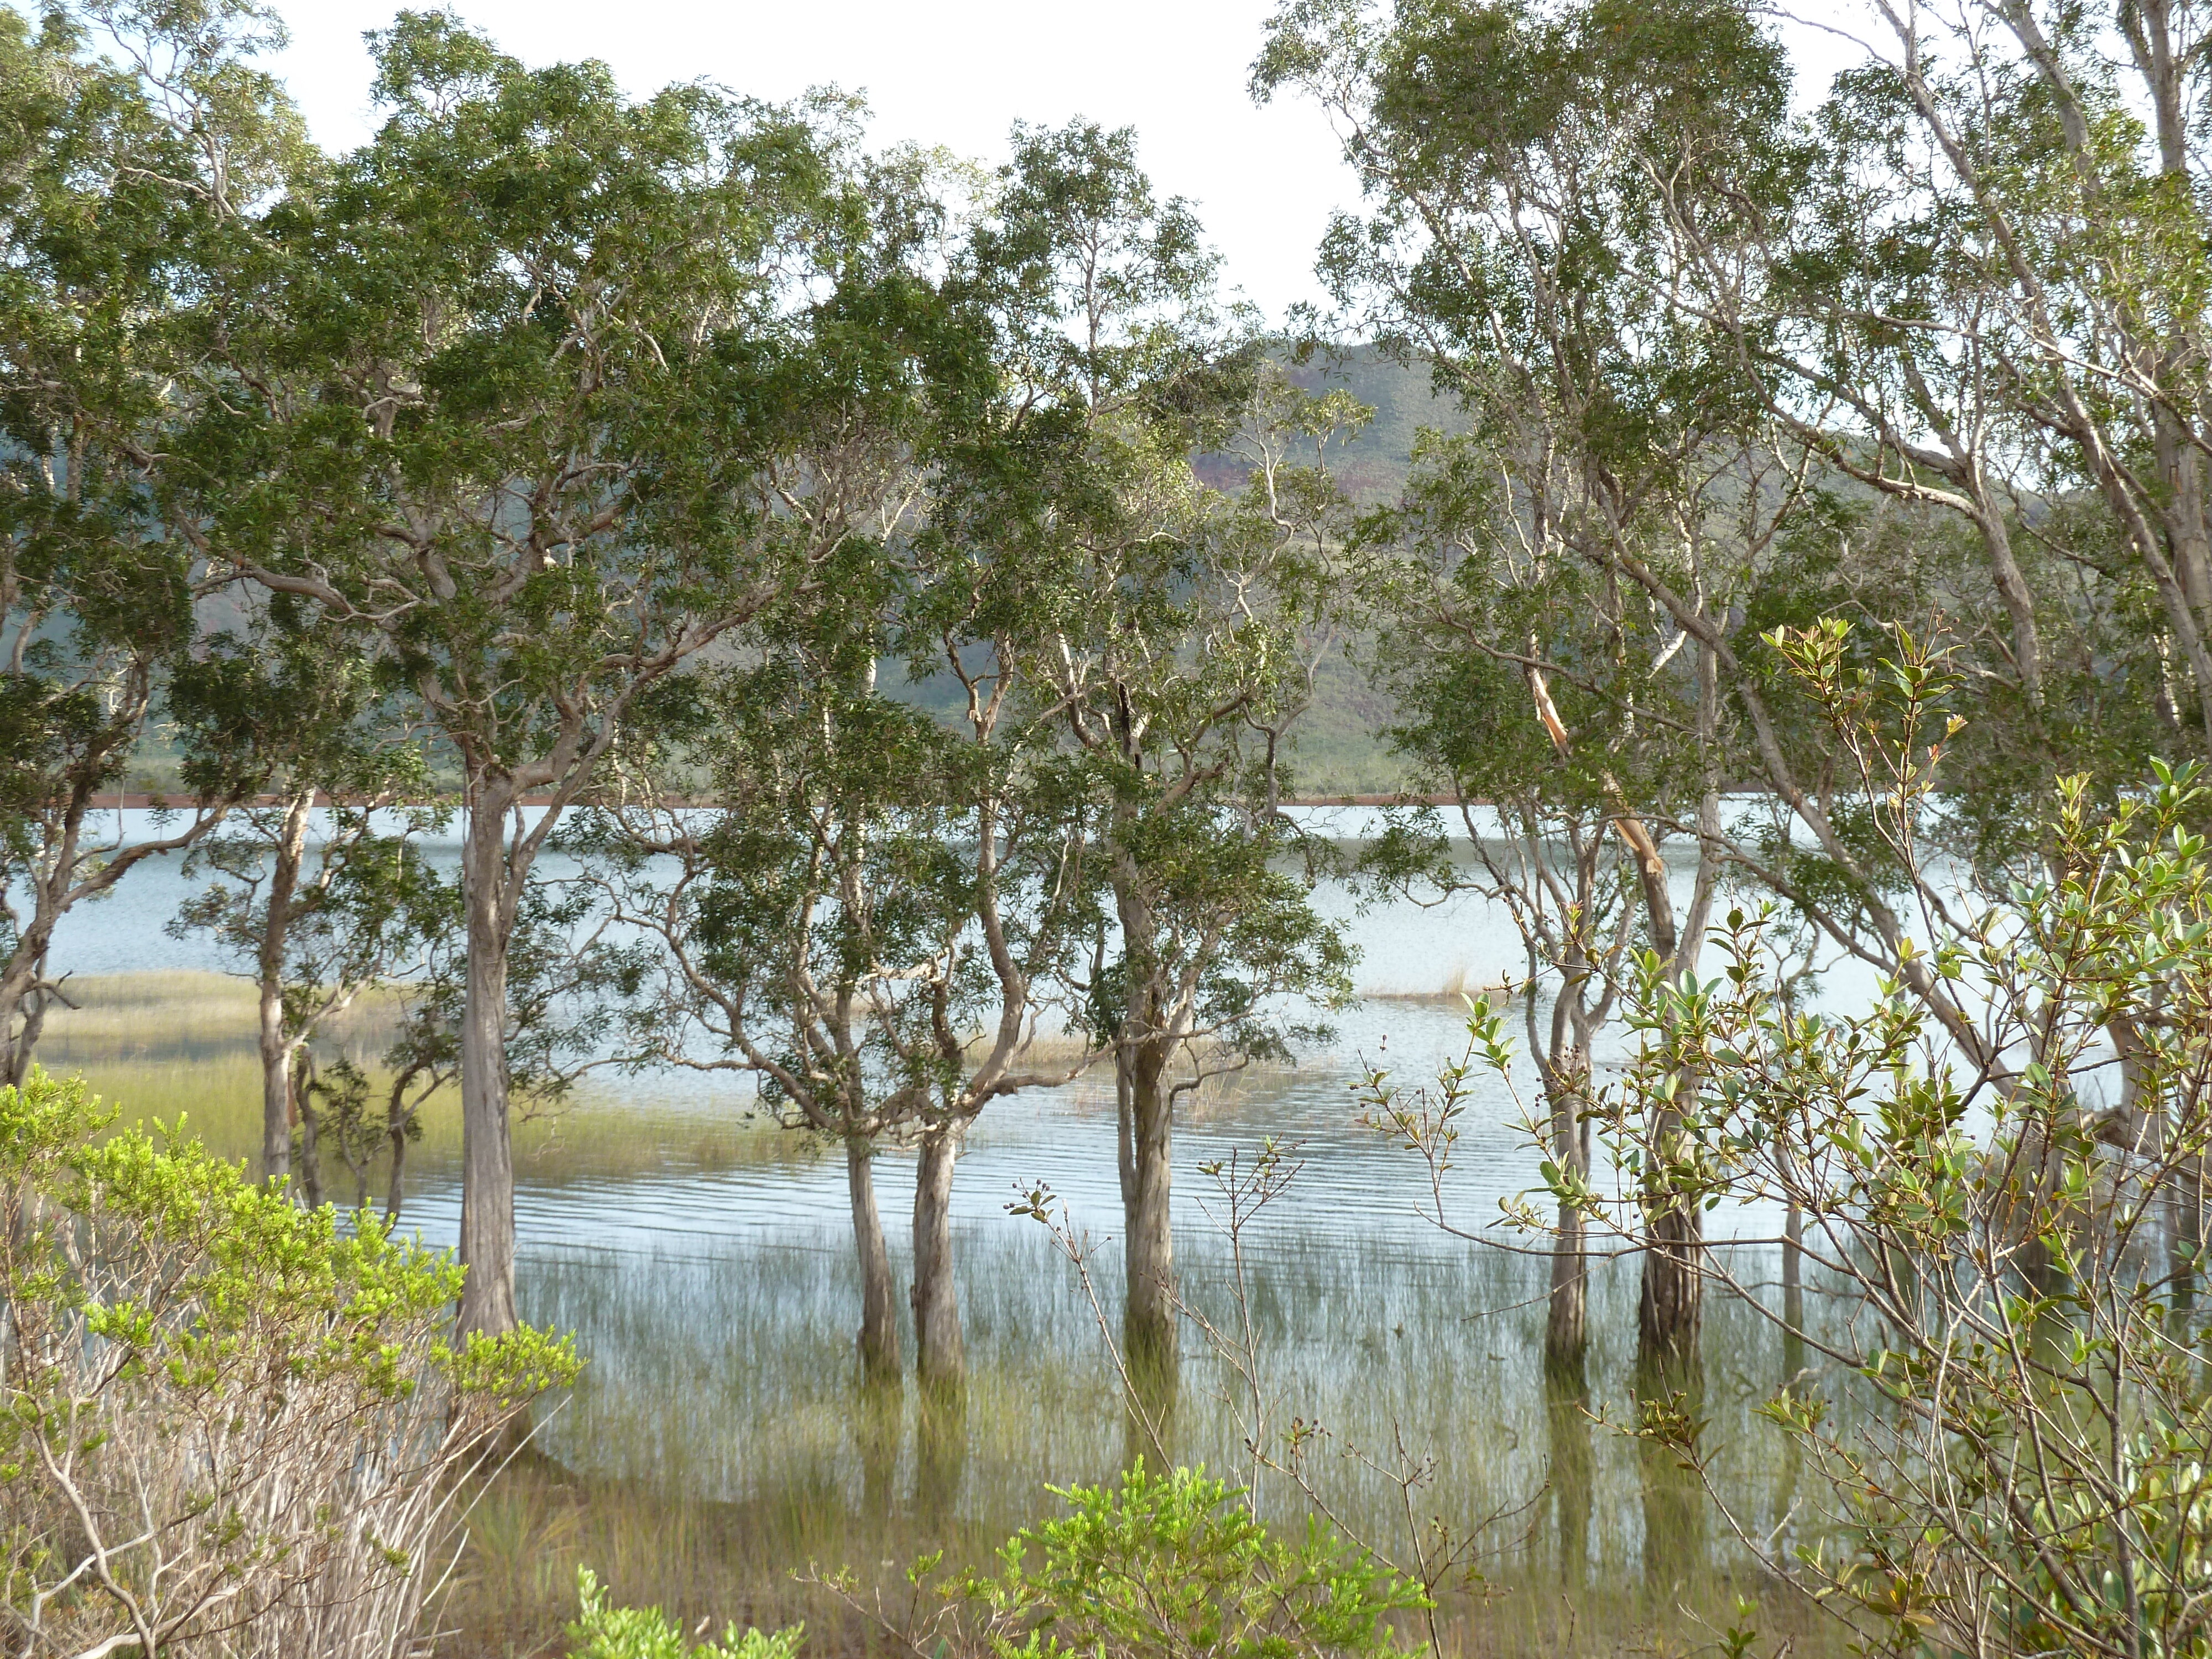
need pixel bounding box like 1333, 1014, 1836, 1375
868, 1462, 1423, 1659
0, 1066, 578, 1652
1488, 735, 2212, 1653
0, 0, 309, 1077
568, 1566, 804, 1659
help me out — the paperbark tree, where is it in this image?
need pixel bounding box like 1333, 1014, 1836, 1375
1261, 1, 1782, 1371
0, 0, 306, 1084
166, 627, 452, 1189
969, 124, 1362, 1396
174, 17, 874, 1333
574, 608, 1096, 1390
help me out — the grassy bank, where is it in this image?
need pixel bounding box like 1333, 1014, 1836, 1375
34, 972, 787, 1191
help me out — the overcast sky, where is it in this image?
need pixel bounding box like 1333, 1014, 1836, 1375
253, 0, 1355, 326
251, 1, 1862, 330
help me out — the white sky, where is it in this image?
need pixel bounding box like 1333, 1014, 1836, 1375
257, 0, 1360, 326
246, 2, 1865, 330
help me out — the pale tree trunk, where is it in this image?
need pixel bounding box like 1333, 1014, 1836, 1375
1543, 1058, 1590, 1374
912, 1124, 967, 1524
257, 793, 311, 1188
1637, 1202, 1704, 1379
1782, 1196, 1806, 1391
293, 1052, 325, 1207
1108, 844, 1179, 1421
911, 1123, 964, 1387
1635, 639, 1723, 1380
456, 795, 520, 1338
2133, 1, 2212, 617
0, 942, 56, 1092
1120, 1035, 1176, 1391
1, 798, 94, 1090
1541, 935, 1602, 1373
847, 1139, 900, 1382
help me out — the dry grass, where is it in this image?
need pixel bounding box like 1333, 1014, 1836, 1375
32, 972, 786, 1186
1358, 965, 1509, 1005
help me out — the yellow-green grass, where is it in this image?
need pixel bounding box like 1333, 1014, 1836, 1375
32, 971, 787, 1185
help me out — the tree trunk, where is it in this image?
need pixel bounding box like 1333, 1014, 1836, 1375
0, 878, 69, 1091
847, 1139, 900, 1382
385, 1080, 413, 1226
1121, 1038, 1177, 1397
0, 770, 105, 1089
912, 1123, 964, 1387
1544, 1065, 1590, 1374
1782, 1197, 1805, 1392
2172, 1150, 2203, 1314
294, 1051, 324, 1208
456, 795, 519, 1338
257, 793, 311, 1190
0, 761, 221, 1088
1637, 1186, 1703, 1380
0, 942, 55, 1092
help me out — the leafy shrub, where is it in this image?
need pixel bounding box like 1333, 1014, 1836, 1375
0, 1068, 579, 1657
567, 1566, 805, 1659
839, 1462, 1422, 1659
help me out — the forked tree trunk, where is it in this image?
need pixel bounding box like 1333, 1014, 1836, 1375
294, 1051, 324, 1208
847, 1139, 900, 1382
456, 796, 519, 1338
257, 794, 311, 1188
912, 1124, 964, 1386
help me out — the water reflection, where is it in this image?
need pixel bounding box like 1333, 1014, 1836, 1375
40, 809, 1866, 1626
1542, 1366, 1592, 1588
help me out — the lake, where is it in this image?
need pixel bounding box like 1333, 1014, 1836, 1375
33, 807, 1858, 1647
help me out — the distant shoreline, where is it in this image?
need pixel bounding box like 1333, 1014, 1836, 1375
84, 791, 1460, 811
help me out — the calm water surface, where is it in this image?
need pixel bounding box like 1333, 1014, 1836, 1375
47, 808, 1855, 1593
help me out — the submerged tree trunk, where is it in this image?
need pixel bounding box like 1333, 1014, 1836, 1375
914, 1122, 969, 1526
1544, 1055, 1591, 1374
848, 1139, 900, 1383
456, 793, 519, 1338
1543, 1364, 1592, 1588
912, 1123, 964, 1387
1782, 1196, 1805, 1389
1637, 1164, 1703, 1380
257, 792, 312, 1189
1120, 1037, 1177, 1400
